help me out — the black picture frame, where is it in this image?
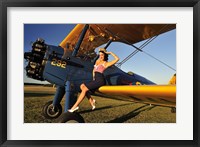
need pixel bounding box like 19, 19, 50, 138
0, 0, 199, 146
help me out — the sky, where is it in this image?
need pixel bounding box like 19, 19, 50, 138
24, 24, 176, 84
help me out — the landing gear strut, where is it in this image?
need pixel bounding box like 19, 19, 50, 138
56, 81, 85, 123
42, 86, 65, 119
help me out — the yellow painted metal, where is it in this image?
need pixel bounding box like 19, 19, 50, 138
59, 24, 84, 49
168, 74, 176, 85
58, 24, 176, 59
98, 85, 176, 106
99, 85, 176, 98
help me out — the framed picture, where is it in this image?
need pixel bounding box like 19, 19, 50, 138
0, 0, 199, 146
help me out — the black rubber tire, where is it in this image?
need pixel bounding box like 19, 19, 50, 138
57, 112, 85, 123
42, 101, 62, 119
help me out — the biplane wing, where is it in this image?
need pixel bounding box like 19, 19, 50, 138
98, 85, 176, 107
59, 24, 176, 59
59, 24, 176, 108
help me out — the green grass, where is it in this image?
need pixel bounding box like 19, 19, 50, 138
24, 86, 176, 123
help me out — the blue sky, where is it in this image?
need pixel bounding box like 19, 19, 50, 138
24, 24, 176, 84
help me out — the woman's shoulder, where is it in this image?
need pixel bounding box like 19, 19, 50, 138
95, 60, 100, 64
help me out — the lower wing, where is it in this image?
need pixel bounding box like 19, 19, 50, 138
98, 85, 176, 107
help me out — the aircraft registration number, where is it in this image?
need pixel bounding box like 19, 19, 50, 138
51, 58, 66, 68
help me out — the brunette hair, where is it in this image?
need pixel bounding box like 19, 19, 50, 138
99, 51, 108, 61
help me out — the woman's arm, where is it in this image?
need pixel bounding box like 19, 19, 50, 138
105, 52, 119, 68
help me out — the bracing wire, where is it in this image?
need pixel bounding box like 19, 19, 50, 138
115, 25, 176, 71
117, 25, 169, 66
142, 51, 176, 71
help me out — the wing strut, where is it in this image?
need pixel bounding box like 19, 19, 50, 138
72, 24, 89, 56
104, 39, 113, 49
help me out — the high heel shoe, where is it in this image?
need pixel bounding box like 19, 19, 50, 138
91, 99, 96, 110
68, 106, 79, 113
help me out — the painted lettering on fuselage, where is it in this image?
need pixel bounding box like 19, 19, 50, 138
51, 58, 66, 68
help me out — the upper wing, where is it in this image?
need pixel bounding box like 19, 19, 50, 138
98, 85, 176, 107
59, 24, 176, 59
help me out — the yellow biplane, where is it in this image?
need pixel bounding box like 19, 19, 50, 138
24, 24, 176, 122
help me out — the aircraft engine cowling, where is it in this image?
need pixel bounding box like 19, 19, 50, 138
24, 38, 47, 81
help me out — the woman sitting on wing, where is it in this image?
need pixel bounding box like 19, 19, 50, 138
68, 48, 119, 112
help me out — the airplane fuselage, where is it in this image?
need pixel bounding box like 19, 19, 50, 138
42, 45, 155, 91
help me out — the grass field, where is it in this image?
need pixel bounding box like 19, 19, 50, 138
24, 85, 176, 123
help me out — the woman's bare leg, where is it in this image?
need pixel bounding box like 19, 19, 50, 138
70, 84, 88, 110
86, 92, 94, 107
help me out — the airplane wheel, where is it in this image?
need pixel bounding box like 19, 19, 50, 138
42, 101, 62, 119
57, 112, 85, 123
171, 107, 176, 113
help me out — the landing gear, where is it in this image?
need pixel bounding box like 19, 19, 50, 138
55, 81, 83, 123
42, 82, 80, 122
42, 101, 62, 119
171, 107, 176, 113
57, 112, 85, 123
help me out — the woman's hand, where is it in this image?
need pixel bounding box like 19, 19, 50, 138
105, 51, 112, 55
